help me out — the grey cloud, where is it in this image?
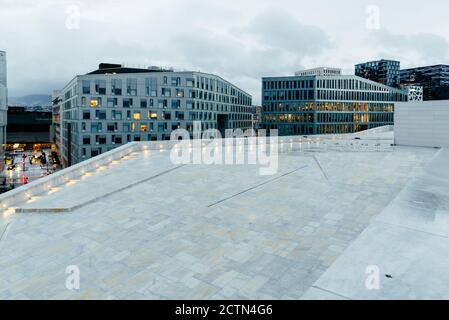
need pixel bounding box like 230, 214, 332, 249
370, 30, 449, 66
239, 10, 332, 55
168, 9, 332, 102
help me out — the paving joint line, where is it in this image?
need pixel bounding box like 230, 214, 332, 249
0, 222, 12, 245
207, 165, 308, 208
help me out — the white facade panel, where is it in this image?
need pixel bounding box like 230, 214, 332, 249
395, 100, 449, 148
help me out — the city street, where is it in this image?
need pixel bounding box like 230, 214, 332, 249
2, 148, 59, 189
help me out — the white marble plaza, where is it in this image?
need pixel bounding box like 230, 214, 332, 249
0, 128, 444, 299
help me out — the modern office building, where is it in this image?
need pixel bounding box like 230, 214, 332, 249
355, 59, 401, 88
400, 65, 449, 101
0, 51, 7, 172
262, 73, 407, 136
59, 63, 253, 166
6, 106, 52, 144
52, 90, 62, 156
295, 67, 341, 77
252, 105, 262, 130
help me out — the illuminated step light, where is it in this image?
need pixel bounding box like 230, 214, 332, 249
27, 196, 40, 203
3, 208, 15, 217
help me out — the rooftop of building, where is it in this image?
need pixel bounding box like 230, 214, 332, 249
0, 126, 448, 299
86, 63, 175, 75
60, 63, 253, 98
355, 59, 400, 65
401, 64, 449, 71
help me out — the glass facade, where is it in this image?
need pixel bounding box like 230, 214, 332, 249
262, 75, 407, 136
400, 65, 449, 101
355, 60, 401, 88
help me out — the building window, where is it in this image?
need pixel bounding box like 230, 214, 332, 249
176, 89, 184, 98
171, 77, 181, 86
111, 79, 122, 95
83, 136, 91, 145
158, 99, 167, 108
140, 124, 148, 132
186, 78, 194, 87
82, 80, 90, 94
133, 112, 141, 120
123, 98, 133, 108
114, 135, 122, 144
140, 99, 147, 108
91, 148, 100, 157
112, 110, 122, 120
163, 112, 171, 120
175, 111, 184, 120
96, 135, 107, 145
107, 123, 118, 132
107, 98, 118, 108
95, 80, 106, 94
145, 77, 158, 96
95, 110, 106, 120
162, 88, 171, 97
148, 111, 158, 120
127, 78, 137, 96
90, 99, 99, 108
91, 122, 102, 133
171, 100, 181, 109
83, 110, 90, 120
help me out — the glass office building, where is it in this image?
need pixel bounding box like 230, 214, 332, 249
355, 59, 401, 88
58, 64, 253, 166
400, 65, 449, 101
262, 74, 407, 136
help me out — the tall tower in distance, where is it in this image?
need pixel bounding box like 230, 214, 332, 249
0, 50, 8, 172
0, 50, 6, 87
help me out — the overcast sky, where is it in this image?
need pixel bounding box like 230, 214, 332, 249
1, 0, 449, 104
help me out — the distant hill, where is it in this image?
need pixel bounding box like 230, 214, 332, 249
9, 94, 52, 107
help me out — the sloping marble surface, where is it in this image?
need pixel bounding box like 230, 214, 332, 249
0, 133, 438, 299
304, 149, 449, 300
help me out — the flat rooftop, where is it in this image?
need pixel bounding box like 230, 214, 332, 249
0, 128, 446, 299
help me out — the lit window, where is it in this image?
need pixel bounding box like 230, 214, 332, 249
140, 124, 148, 132
133, 112, 141, 120
148, 112, 158, 120
90, 99, 99, 108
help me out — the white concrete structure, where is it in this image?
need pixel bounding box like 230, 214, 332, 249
294, 67, 342, 77
395, 100, 449, 148
0, 127, 445, 299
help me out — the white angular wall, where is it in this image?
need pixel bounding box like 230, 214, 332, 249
395, 100, 449, 148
